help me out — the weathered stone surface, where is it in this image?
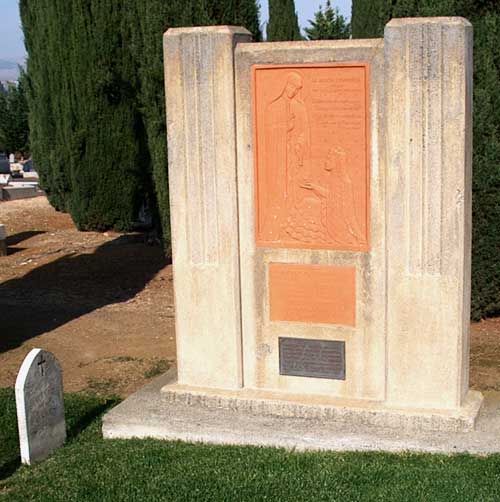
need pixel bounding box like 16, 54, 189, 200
15, 349, 66, 464
104, 372, 495, 451
384, 17, 474, 409
163, 26, 252, 390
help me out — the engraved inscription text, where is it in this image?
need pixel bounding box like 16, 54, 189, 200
279, 337, 346, 380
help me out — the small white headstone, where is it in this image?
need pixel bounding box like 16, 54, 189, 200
15, 349, 66, 464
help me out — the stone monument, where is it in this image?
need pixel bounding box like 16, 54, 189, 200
158, 17, 483, 432
15, 349, 66, 464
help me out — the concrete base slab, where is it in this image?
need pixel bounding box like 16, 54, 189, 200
160, 383, 483, 433
1, 185, 44, 201
102, 371, 500, 455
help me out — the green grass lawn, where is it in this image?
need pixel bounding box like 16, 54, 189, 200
1, 388, 500, 501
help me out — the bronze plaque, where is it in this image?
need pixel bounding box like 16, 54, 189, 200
252, 63, 370, 251
279, 337, 346, 380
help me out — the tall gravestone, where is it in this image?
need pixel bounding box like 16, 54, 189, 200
15, 349, 66, 464
162, 18, 483, 431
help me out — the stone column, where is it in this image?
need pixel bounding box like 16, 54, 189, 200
385, 18, 474, 409
163, 26, 252, 389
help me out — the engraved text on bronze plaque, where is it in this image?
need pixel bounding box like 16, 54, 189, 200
279, 337, 346, 380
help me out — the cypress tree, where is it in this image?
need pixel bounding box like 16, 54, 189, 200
351, 0, 385, 38
467, 8, 500, 320
211, 0, 262, 40
267, 0, 302, 41
20, 0, 145, 230
0, 72, 29, 155
20, 0, 261, 235
351, 1, 500, 320
305, 1, 350, 40
20, 0, 68, 211
127, 0, 262, 245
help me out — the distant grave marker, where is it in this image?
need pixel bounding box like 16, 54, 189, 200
0, 224, 6, 256
15, 349, 66, 464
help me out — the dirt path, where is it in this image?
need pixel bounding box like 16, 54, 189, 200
0, 197, 499, 396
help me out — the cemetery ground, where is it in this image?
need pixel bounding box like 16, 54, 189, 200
1, 196, 500, 499
0, 197, 176, 397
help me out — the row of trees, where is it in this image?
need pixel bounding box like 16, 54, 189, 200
20, 0, 262, 234
20, 0, 500, 319
351, 0, 500, 320
0, 73, 29, 155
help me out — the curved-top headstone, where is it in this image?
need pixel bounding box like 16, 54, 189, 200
15, 349, 66, 464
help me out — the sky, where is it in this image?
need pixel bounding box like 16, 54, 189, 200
0, 0, 25, 61
260, 0, 352, 33
0, 0, 352, 61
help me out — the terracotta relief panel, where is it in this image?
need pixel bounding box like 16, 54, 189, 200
253, 64, 370, 251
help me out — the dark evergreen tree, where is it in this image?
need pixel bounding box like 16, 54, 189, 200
0, 71, 29, 154
351, 0, 385, 38
20, 0, 261, 237
127, 0, 263, 244
305, 1, 350, 40
20, 0, 145, 229
267, 0, 302, 41
351, 1, 500, 320
210, 0, 262, 40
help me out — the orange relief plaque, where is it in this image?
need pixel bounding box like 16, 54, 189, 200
253, 64, 370, 251
269, 263, 356, 326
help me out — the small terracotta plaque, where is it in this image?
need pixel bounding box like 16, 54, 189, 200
253, 63, 370, 251
269, 263, 356, 326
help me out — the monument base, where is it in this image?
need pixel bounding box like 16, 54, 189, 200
103, 371, 500, 454
161, 382, 483, 433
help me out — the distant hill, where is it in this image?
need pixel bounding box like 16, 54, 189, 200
0, 59, 18, 70
0, 59, 24, 82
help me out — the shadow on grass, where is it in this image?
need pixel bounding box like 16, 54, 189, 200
0, 389, 119, 481
66, 396, 119, 441
0, 457, 21, 484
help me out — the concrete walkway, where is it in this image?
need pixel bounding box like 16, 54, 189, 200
103, 370, 500, 455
